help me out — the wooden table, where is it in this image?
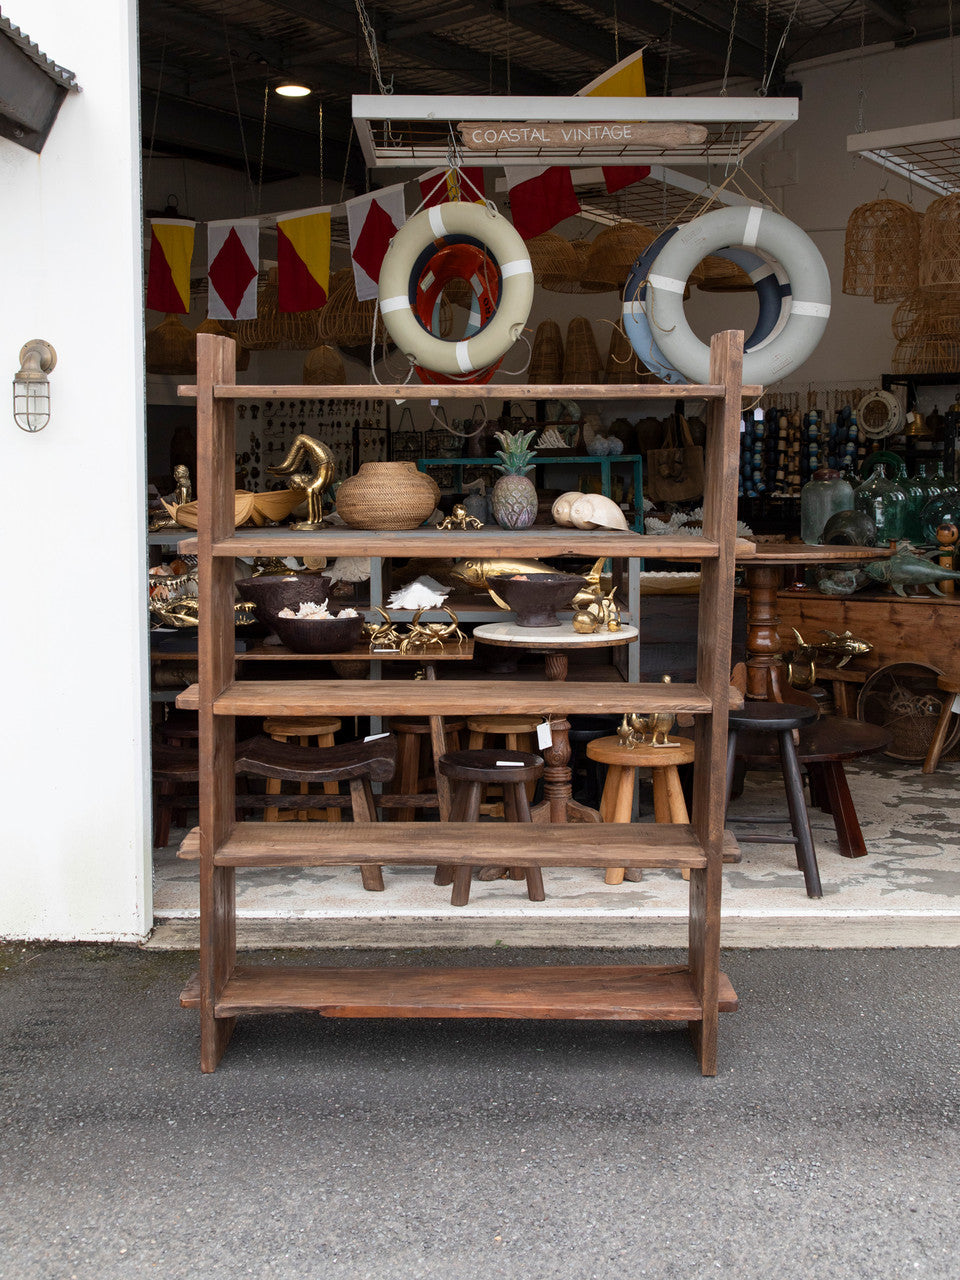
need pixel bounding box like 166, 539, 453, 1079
736, 544, 889, 703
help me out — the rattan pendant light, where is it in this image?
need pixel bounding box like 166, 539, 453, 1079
562, 316, 602, 383
843, 198, 920, 301
919, 193, 960, 292
581, 221, 655, 291
525, 232, 578, 288
235, 270, 323, 351
696, 255, 754, 292
528, 319, 564, 384
146, 314, 196, 374
318, 268, 389, 348
303, 343, 346, 385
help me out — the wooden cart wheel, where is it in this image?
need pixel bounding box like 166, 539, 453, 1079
856, 662, 960, 762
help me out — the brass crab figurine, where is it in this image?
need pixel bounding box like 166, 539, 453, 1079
398, 604, 468, 652
364, 605, 404, 651
437, 503, 483, 531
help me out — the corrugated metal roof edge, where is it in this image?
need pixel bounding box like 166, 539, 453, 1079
0, 12, 80, 90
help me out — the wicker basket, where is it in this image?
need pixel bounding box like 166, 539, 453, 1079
697, 254, 753, 292
562, 316, 603, 383
920, 193, 960, 292
604, 322, 647, 383
529, 319, 564, 384
844, 198, 921, 301
303, 343, 346, 385
525, 232, 578, 287
146, 314, 196, 375
335, 462, 439, 530
892, 289, 960, 341
318, 268, 389, 349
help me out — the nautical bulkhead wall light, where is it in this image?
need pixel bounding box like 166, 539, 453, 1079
13, 339, 57, 432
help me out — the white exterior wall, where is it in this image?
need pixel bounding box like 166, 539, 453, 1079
0, 0, 149, 939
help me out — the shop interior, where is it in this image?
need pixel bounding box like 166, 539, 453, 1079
135, 1, 960, 1021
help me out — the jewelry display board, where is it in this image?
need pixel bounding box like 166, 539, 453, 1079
235, 396, 388, 487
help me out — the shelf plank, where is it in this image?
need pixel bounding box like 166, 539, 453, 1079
175, 821, 741, 867
175, 678, 740, 716
179, 963, 739, 1020
176, 381, 765, 402
237, 639, 475, 662
173, 528, 758, 559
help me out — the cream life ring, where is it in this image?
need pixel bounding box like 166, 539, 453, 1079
622, 228, 791, 385
644, 206, 830, 384
379, 201, 533, 377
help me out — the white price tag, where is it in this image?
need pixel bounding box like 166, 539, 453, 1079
952, 694, 960, 715
364, 732, 390, 742
754, 407, 764, 421
430, 398, 439, 406
496, 759, 519, 767
537, 721, 553, 749
906, 411, 915, 424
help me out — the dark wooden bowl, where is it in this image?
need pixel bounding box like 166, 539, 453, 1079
235, 573, 332, 625
268, 612, 363, 654
487, 571, 587, 627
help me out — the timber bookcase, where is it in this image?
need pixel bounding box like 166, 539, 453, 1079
174, 330, 757, 1075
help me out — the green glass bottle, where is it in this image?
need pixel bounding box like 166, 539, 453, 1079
854, 463, 907, 543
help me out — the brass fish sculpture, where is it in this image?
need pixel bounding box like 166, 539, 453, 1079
863, 547, 960, 597
815, 629, 872, 668
452, 556, 606, 611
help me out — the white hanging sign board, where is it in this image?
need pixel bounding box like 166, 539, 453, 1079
458, 121, 708, 151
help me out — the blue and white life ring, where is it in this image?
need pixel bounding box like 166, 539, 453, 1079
378, 201, 533, 377
622, 224, 792, 385
636, 206, 830, 384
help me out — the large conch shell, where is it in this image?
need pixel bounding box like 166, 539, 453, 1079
553, 491, 628, 531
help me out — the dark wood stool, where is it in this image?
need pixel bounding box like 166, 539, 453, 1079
434, 749, 545, 907
798, 717, 891, 858
156, 711, 200, 746
262, 715, 342, 822
235, 735, 398, 892
923, 675, 960, 774
726, 702, 823, 898
152, 743, 200, 849
385, 715, 465, 821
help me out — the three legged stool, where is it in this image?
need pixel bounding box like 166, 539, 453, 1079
586, 735, 696, 885
385, 715, 465, 821
467, 715, 540, 803
725, 702, 822, 898
235, 735, 398, 891
262, 715, 342, 822
434, 749, 545, 906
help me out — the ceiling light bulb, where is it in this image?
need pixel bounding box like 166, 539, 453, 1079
275, 83, 311, 98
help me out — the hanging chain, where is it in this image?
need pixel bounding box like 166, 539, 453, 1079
145, 32, 167, 186
318, 101, 324, 197
613, 0, 620, 64
855, 10, 866, 133
354, 0, 392, 95
720, 0, 740, 95
951, 0, 957, 119
661, 6, 675, 95
760, 0, 802, 97
256, 82, 268, 214
338, 121, 355, 203
758, 0, 769, 96
222, 4, 253, 193
505, 0, 512, 95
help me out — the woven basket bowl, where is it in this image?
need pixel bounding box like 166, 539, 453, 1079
336, 462, 438, 530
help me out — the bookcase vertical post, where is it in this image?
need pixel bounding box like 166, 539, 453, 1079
196, 333, 239, 1072
689, 330, 744, 1076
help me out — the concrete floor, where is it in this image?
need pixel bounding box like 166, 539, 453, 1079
1, 942, 958, 1279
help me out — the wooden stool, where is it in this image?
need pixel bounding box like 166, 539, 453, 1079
586, 735, 696, 885
235, 735, 397, 892
385, 715, 465, 821
726, 702, 822, 898
434, 749, 545, 906
263, 715, 342, 822
923, 675, 960, 774
152, 744, 200, 849
156, 711, 199, 746
467, 714, 540, 802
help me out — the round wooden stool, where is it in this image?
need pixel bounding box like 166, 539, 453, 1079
467, 715, 540, 802
434, 749, 545, 907
385, 715, 465, 821
156, 711, 199, 746
236, 735, 397, 891
152, 744, 200, 849
586, 735, 696, 885
726, 702, 822, 898
262, 715, 342, 823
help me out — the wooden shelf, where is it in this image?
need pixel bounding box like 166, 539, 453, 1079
177, 380, 764, 402
237, 639, 475, 662
174, 528, 758, 559
180, 963, 739, 1021
176, 678, 738, 716
176, 821, 741, 868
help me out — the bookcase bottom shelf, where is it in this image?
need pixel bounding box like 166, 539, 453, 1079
180, 963, 739, 1021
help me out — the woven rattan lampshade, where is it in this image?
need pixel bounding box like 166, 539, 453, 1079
893, 334, 960, 373
562, 316, 602, 383
919, 194, 960, 292
843, 198, 920, 300
528, 319, 564, 384
581, 221, 655, 290
892, 289, 960, 341
696, 254, 754, 292
302, 343, 346, 385
195, 317, 250, 371
525, 232, 577, 287
318, 268, 389, 347
541, 238, 609, 293
235, 271, 323, 351
146, 314, 196, 375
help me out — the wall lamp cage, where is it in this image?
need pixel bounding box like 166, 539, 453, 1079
13, 339, 56, 432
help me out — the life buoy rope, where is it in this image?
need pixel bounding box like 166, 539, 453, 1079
379, 201, 533, 377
